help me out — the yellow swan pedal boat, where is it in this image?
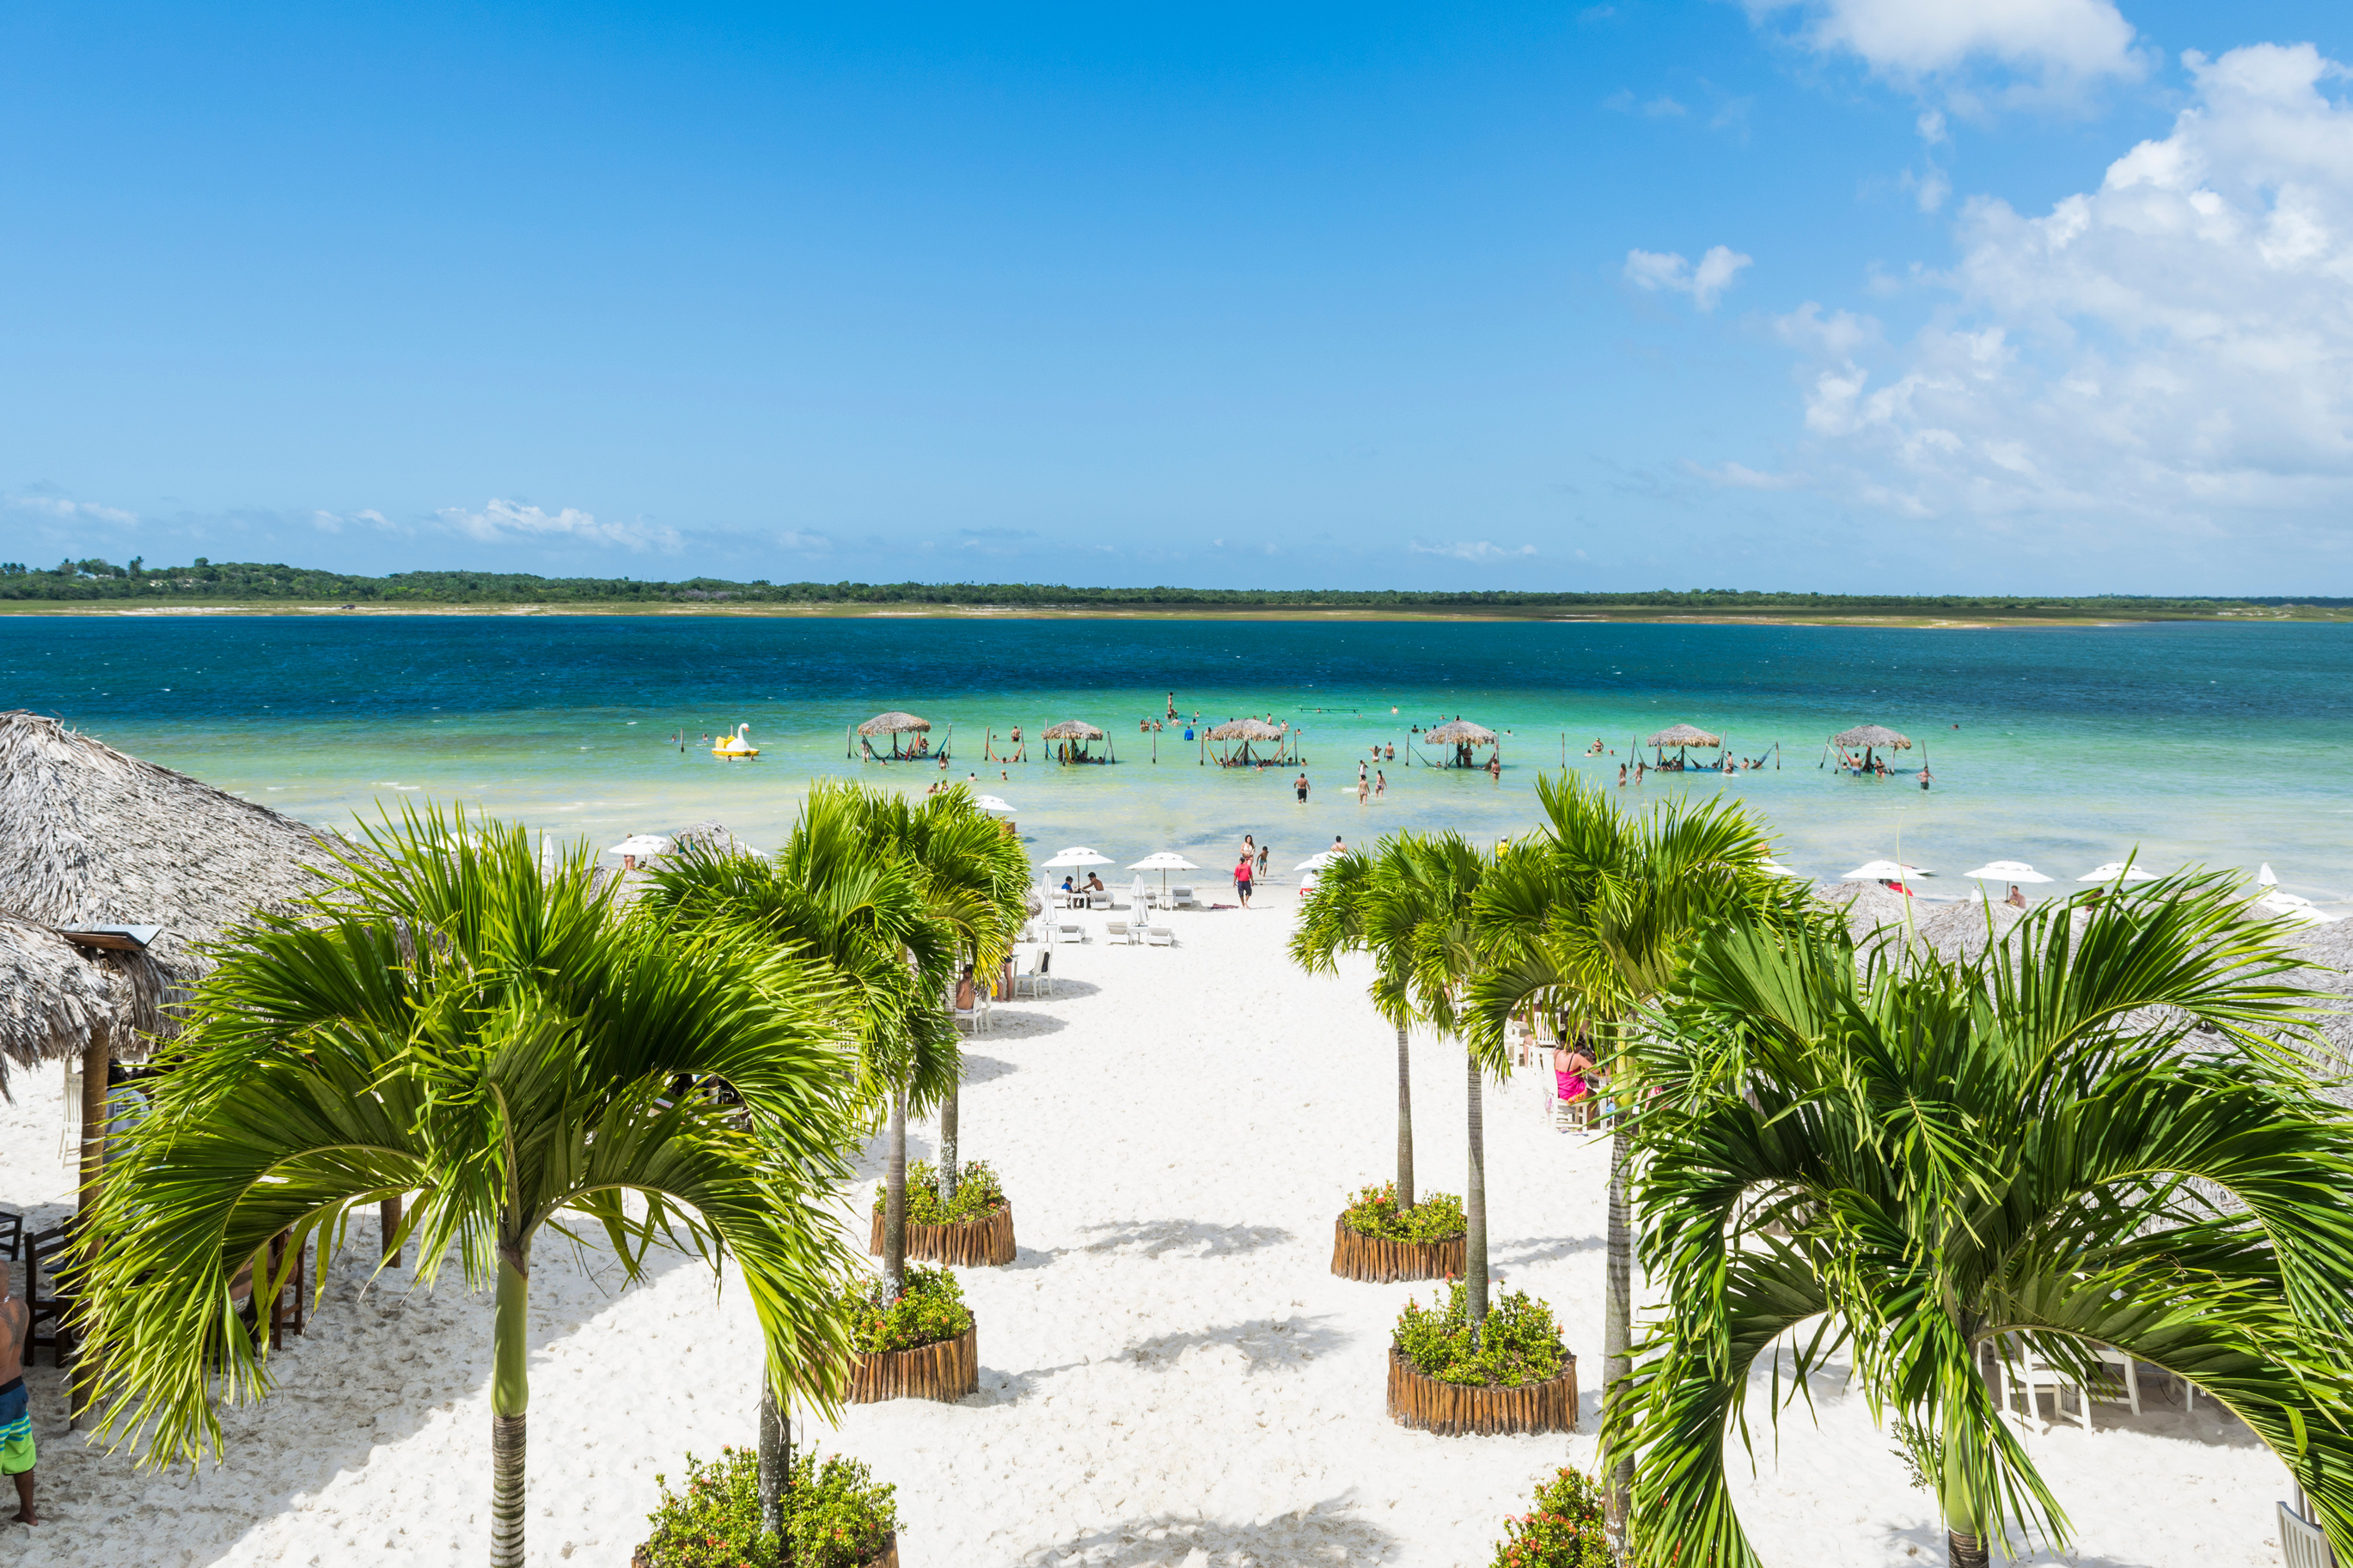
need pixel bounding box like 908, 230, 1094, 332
712, 723, 761, 760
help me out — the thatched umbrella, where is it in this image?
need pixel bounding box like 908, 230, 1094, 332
1647, 723, 1721, 749
1042, 718, 1108, 765
1207, 718, 1284, 766
855, 711, 932, 759
1830, 723, 1912, 772
1422, 719, 1498, 768
0, 710, 332, 1272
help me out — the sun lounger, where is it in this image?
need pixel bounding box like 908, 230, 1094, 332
1169, 885, 1196, 907
1054, 919, 1087, 943
1088, 892, 1113, 911
1146, 924, 1175, 946
1104, 918, 1134, 944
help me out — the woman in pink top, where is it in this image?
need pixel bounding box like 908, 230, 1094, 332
1554, 1040, 1598, 1127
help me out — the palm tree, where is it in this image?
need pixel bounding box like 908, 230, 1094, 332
837, 785, 1031, 1205
1466, 772, 1814, 1524
1290, 840, 1421, 1210
644, 781, 963, 1539
78, 810, 865, 1568
1610, 876, 2353, 1568
1297, 833, 1501, 1324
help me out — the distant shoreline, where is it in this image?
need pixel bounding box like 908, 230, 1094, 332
3, 601, 2346, 629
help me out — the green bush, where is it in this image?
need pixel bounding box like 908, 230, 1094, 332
639, 1444, 899, 1568
847, 1263, 974, 1355
873, 1159, 1007, 1225
1340, 1181, 1466, 1242
1396, 1279, 1568, 1388
1489, 1467, 1611, 1568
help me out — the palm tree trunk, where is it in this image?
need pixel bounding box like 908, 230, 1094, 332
490, 1250, 530, 1568
1942, 1401, 1989, 1568
1395, 1024, 1415, 1210
1465, 1052, 1488, 1339
1602, 1115, 1633, 1538
883, 1086, 908, 1296
1946, 1532, 1988, 1568
938, 1084, 960, 1205
758, 1378, 784, 1541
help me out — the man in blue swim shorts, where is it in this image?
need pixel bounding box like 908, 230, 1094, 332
1, 1275, 35, 1526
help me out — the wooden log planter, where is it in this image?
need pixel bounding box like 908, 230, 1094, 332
1330, 1216, 1467, 1283
850, 1323, 980, 1404
871, 1203, 1017, 1267
1385, 1342, 1578, 1436
634, 1532, 897, 1568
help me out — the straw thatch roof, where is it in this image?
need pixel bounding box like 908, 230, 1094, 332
1647, 723, 1721, 748
1832, 724, 1912, 749
1207, 719, 1284, 742
1042, 720, 1104, 741
1425, 721, 1497, 746
0, 711, 332, 1082
858, 711, 931, 735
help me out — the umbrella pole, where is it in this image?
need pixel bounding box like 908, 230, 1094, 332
70, 1024, 110, 1429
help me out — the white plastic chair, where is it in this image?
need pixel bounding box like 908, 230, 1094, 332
1054, 919, 1087, 943
1104, 918, 1134, 944
2005, 1341, 2139, 1430
1170, 885, 1196, 907
1146, 924, 1175, 946
2278, 1502, 2332, 1568
1011, 948, 1050, 998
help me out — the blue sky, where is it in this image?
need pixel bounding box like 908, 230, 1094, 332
3, 1, 2350, 593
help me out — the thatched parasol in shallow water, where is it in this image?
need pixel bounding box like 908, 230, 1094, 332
1831, 724, 1912, 750
1042, 720, 1104, 741
1424, 720, 1496, 746
857, 711, 931, 735
1207, 719, 1283, 742
1647, 723, 1722, 749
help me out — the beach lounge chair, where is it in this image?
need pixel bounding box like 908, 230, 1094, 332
1054, 918, 1087, 943
1088, 892, 1113, 911
1146, 924, 1175, 946
1169, 885, 1196, 908
2006, 1341, 2139, 1429
1104, 918, 1133, 944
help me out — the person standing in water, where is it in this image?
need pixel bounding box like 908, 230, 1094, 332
1295, 772, 1309, 803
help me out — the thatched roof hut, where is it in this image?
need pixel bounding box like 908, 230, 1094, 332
858, 711, 931, 735
1647, 723, 1721, 748
1042, 720, 1105, 741
1207, 719, 1284, 742
1425, 720, 1497, 746
0, 711, 330, 1083
1832, 724, 1911, 750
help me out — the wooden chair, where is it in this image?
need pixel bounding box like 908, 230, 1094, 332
22, 1222, 78, 1368
265, 1229, 309, 1350
0, 1206, 22, 1262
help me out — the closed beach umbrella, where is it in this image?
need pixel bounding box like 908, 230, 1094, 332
1961, 859, 2052, 883
2077, 861, 2160, 883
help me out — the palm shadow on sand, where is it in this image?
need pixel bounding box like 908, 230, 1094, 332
1014, 1497, 1399, 1568
1118, 1314, 1353, 1374
1066, 1219, 1295, 1260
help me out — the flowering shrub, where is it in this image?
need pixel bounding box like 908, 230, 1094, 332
640, 1444, 899, 1568
1340, 1182, 1467, 1242
846, 1264, 974, 1355
1395, 1279, 1568, 1388
1489, 1467, 1611, 1568
872, 1159, 1007, 1225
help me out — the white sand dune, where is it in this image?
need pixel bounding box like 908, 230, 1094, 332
2, 903, 2292, 1565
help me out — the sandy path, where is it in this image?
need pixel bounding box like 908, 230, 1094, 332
1, 900, 2289, 1565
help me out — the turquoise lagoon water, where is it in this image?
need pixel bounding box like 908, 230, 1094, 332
7, 615, 2350, 906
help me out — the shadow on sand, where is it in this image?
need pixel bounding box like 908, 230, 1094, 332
1014, 1497, 1399, 1568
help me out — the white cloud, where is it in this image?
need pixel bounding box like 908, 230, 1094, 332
1409, 540, 1538, 562
1624, 245, 1755, 311
434, 497, 680, 552
1750, 0, 2144, 107
7, 493, 138, 525
1685, 461, 1813, 491
1769, 44, 2353, 552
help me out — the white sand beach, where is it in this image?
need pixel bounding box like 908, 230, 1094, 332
0, 899, 2296, 1567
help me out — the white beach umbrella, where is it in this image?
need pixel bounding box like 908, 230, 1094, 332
608, 833, 670, 863
975, 795, 1016, 813
2258, 863, 2279, 888
1840, 859, 1932, 882
1295, 850, 1345, 872
2077, 861, 2159, 883
1130, 875, 1149, 913
1758, 860, 1808, 878
1042, 846, 1114, 868
1961, 859, 2053, 883
1128, 850, 1199, 895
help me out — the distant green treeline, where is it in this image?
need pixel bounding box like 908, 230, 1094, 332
3, 556, 2343, 616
